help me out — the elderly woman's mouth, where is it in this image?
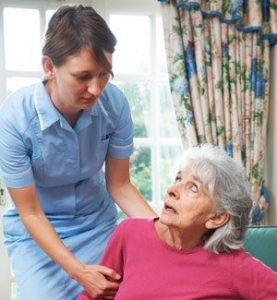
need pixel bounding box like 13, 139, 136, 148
164, 203, 177, 214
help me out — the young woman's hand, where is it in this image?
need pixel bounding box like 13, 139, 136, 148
74, 264, 121, 299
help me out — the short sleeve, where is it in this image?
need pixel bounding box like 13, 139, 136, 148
107, 92, 134, 159
0, 100, 34, 188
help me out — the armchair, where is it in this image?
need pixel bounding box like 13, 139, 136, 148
244, 226, 277, 271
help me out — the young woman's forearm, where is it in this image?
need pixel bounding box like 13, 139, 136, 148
21, 212, 84, 278
105, 156, 157, 217
111, 182, 157, 217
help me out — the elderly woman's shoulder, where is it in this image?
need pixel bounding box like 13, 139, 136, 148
117, 217, 155, 232
215, 248, 276, 273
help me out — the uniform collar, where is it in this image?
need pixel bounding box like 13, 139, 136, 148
34, 81, 60, 131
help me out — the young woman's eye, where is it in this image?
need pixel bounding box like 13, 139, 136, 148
99, 72, 110, 80
77, 74, 91, 82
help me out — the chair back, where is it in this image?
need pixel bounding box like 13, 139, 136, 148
244, 226, 277, 271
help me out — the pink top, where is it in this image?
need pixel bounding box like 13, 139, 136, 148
78, 218, 277, 299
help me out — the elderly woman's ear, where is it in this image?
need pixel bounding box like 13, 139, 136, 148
205, 212, 230, 230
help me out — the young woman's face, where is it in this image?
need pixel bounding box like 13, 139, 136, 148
48, 48, 112, 115
160, 168, 215, 231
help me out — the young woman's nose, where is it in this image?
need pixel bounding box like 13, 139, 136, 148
87, 78, 103, 97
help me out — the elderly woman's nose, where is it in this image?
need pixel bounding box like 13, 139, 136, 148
167, 184, 179, 198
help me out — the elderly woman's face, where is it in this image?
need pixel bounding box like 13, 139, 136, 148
160, 167, 215, 230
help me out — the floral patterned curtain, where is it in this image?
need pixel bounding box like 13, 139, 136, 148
158, 0, 277, 224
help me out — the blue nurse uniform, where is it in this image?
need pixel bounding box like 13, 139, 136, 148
0, 80, 134, 299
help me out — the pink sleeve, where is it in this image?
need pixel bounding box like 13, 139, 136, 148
76, 221, 126, 299
76, 291, 91, 300
99, 220, 125, 276
232, 251, 277, 299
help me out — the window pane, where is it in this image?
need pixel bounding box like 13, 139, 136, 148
160, 145, 183, 201
130, 146, 152, 202
6, 77, 40, 95
109, 15, 150, 74
3, 8, 41, 71
114, 81, 151, 138
159, 82, 180, 137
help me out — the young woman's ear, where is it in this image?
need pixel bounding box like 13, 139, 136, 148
205, 212, 230, 229
42, 56, 55, 80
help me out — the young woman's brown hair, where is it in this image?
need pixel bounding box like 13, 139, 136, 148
42, 5, 116, 71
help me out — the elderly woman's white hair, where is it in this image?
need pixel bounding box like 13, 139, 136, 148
177, 144, 253, 254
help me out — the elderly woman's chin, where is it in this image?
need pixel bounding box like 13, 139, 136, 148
159, 204, 178, 226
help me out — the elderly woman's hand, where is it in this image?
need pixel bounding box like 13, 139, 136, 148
74, 264, 121, 299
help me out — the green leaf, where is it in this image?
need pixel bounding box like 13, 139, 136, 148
216, 126, 225, 136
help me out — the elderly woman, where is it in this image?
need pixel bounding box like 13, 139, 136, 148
78, 145, 277, 299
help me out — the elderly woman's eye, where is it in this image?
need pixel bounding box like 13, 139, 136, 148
190, 184, 198, 193
175, 176, 181, 183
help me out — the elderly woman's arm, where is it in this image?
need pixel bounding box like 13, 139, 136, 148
232, 251, 277, 298
77, 220, 126, 300
105, 156, 157, 217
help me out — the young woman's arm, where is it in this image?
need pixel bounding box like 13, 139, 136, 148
8, 185, 120, 298
78, 220, 127, 300
105, 156, 157, 217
